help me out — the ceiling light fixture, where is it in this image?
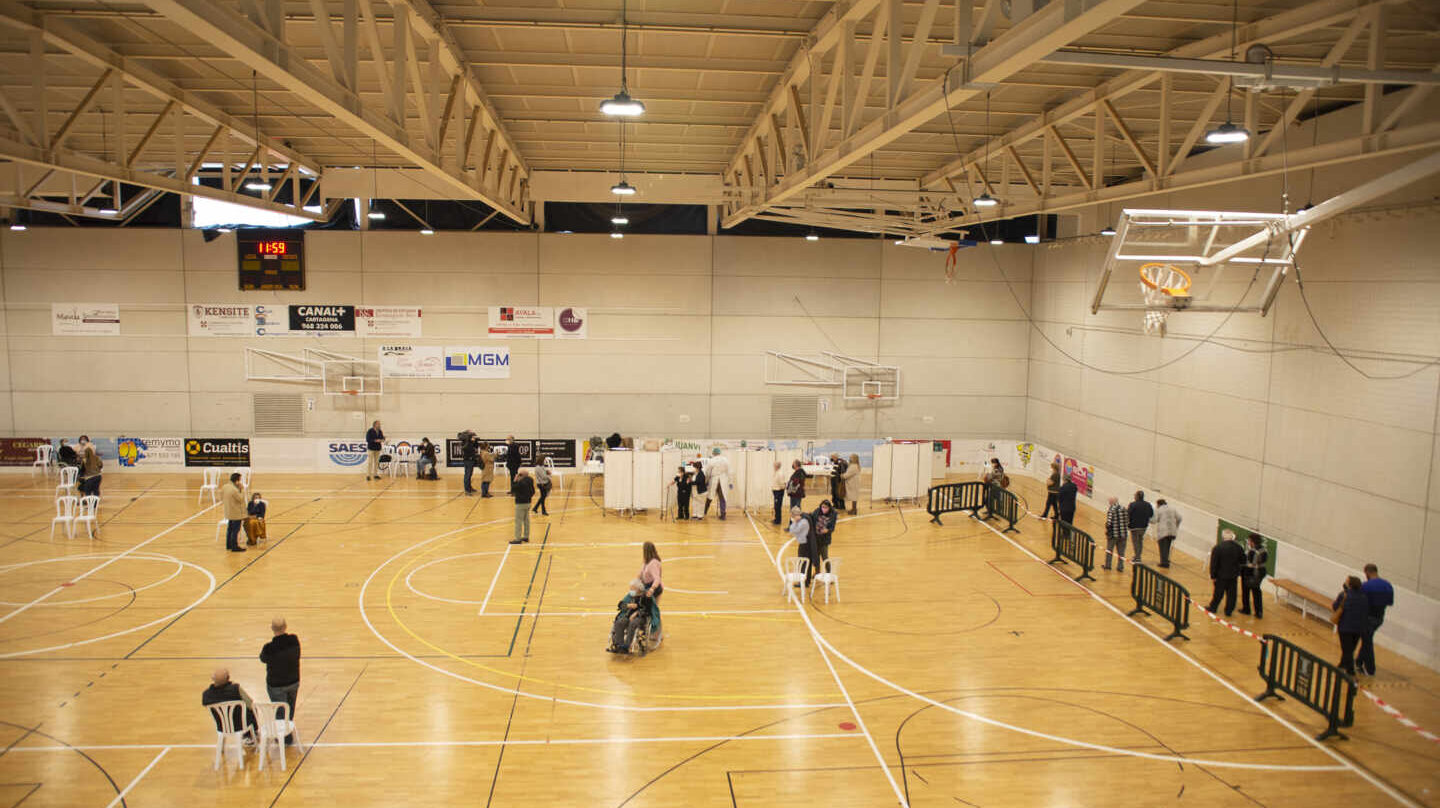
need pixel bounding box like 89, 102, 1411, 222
368, 209, 386, 220
1100, 225, 1117, 236
989, 238, 1003, 245
10, 223, 26, 231
1024, 234, 1041, 244
610, 180, 637, 196
419, 228, 435, 235
973, 193, 998, 208
217, 227, 233, 234
973, 92, 1000, 209
98, 207, 119, 216
1205, 0, 1251, 145
611, 215, 629, 225
805, 232, 820, 241
245, 181, 272, 191
610, 231, 624, 239
600, 0, 644, 117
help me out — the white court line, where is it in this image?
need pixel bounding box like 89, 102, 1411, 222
750, 514, 1358, 775
744, 513, 910, 808
12, 732, 863, 753
956, 517, 1415, 791
358, 517, 849, 713
475, 609, 794, 618
477, 544, 512, 616
0, 503, 217, 627
103, 746, 168, 808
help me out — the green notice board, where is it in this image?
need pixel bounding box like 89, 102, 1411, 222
1217, 517, 1277, 577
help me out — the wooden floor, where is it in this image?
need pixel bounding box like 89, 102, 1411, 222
0, 470, 1436, 807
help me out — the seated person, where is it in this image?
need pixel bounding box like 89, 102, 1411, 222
606, 580, 649, 653
201, 668, 257, 741
57, 439, 78, 468
244, 493, 267, 545
417, 438, 439, 480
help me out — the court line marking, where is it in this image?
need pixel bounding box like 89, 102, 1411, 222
358, 517, 850, 712
0, 553, 184, 607
10, 732, 864, 753
0, 503, 217, 627
474, 609, 794, 618
103, 746, 168, 808
477, 544, 511, 615
744, 512, 910, 808
746, 513, 1358, 775
967, 517, 1418, 795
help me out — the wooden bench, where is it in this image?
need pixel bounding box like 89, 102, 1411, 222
1271, 579, 1335, 624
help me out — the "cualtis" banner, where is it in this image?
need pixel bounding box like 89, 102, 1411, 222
184, 438, 252, 467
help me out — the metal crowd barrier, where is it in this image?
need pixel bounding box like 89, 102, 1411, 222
985, 485, 1021, 533
926, 482, 985, 525
1048, 520, 1096, 582
1255, 634, 1357, 741
1127, 564, 1191, 641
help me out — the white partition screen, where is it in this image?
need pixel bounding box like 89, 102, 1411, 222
603, 450, 634, 510
746, 450, 775, 513
871, 444, 893, 500
890, 442, 921, 499
633, 451, 664, 510
728, 451, 748, 510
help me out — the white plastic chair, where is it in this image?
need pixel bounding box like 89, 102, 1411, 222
31, 445, 54, 477
55, 466, 78, 499
782, 557, 810, 603
254, 701, 303, 770
51, 496, 78, 539
198, 468, 221, 505
810, 558, 842, 604
232, 467, 252, 489
389, 445, 414, 478
72, 496, 100, 539
206, 700, 251, 770
544, 456, 564, 491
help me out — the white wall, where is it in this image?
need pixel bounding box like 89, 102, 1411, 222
0, 230, 1030, 442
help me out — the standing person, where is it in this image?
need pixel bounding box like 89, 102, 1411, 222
842, 454, 861, 515
1332, 576, 1370, 676
504, 436, 522, 490
1358, 564, 1394, 676
982, 458, 1006, 519
637, 541, 663, 642
674, 466, 693, 521
259, 617, 300, 743
707, 449, 731, 520
1103, 497, 1128, 572
479, 442, 497, 498
770, 461, 787, 525
1205, 530, 1245, 616
786, 460, 810, 512
78, 445, 104, 498
1153, 497, 1181, 568
690, 461, 708, 521
509, 469, 534, 545
417, 438, 438, 480
460, 432, 478, 495
788, 507, 816, 585
244, 492, 267, 546
1040, 462, 1062, 520
828, 454, 848, 514
532, 458, 552, 517
365, 420, 385, 481
222, 472, 247, 553
1127, 491, 1154, 564
811, 500, 837, 566
1239, 534, 1268, 618
1056, 477, 1078, 524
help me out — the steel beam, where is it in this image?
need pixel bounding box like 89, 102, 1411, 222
1039, 50, 1440, 86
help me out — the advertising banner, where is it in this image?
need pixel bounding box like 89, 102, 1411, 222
117, 437, 185, 468
555, 307, 587, 339
187, 304, 254, 337
184, 437, 251, 467
52, 303, 120, 335
358, 306, 422, 338
488, 306, 553, 338
1062, 456, 1095, 497
442, 346, 511, 379
536, 439, 578, 467
287, 305, 355, 334
441, 437, 567, 467
0, 437, 51, 466
321, 439, 371, 468
378, 345, 444, 378
1015, 442, 1035, 471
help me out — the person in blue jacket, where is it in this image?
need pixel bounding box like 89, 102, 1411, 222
1331, 576, 1370, 676
1357, 564, 1394, 676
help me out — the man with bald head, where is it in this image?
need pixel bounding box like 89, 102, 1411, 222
201, 667, 257, 739
259, 617, 301, 743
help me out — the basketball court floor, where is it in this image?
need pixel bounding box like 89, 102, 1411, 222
0, 471, 1436, 807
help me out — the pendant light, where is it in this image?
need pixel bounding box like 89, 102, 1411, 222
367, 141, 386, 219
1205, 0, 1251, 145
600, 0, 645, 116
973, 92, 999, 209
245, 72, 273, 191
610, 118, 637, 196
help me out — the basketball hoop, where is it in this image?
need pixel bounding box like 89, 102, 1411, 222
866, 393, 882, 401
1137, 262, 1193, 336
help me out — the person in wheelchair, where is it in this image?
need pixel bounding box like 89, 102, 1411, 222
606, 579, 651, 654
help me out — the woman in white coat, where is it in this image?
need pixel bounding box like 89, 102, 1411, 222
705, 448, 732, 520
1153, 498, 1181, 569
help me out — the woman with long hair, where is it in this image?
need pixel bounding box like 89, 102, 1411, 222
638, 541, 664, 642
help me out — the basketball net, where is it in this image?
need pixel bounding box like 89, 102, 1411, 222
1137, 263, 1193, 336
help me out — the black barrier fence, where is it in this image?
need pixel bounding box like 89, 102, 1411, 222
1255, 634, 1356, 741
926, 482, 985, 525
1127, 564, 1191, 641
986, 485, 1021, 533
1048, 520, 1096, 582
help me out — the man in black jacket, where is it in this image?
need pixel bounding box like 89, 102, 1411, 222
460, 431, 479, 495
1206, 530, 1246, 616
260, 617, 301, 743
1053, 478, 1079, 542
504, 436, 523, 490
202, 668, 257, 738
365, 420, 385, 480
1127, 491, 1154, 564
